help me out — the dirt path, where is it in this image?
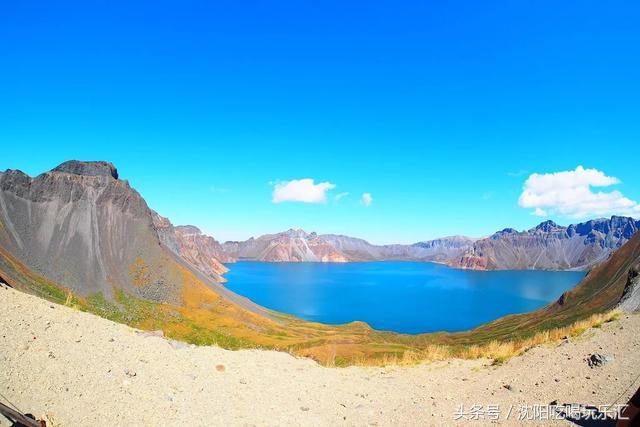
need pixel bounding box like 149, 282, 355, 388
1, 284, 639, 426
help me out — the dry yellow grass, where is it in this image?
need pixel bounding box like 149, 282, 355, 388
64, 289, 74, 307
372, 309, 623, 367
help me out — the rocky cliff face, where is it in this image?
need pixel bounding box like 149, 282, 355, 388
151, 212, 232, 282
0, 161, 185, 302
619, 259, 640, 313
451, 217, 640, 271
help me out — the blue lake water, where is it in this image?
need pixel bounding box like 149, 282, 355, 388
223, 261, 585, 334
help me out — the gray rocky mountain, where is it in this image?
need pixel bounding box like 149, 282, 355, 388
451, 217, 640, 271
0, 161, 237, 306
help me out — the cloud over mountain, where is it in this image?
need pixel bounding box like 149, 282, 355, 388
518, 166, 640, 218
272, 179, 336, 204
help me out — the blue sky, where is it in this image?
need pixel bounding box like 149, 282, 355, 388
1, 1, 639, 244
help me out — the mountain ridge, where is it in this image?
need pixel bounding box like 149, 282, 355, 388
220, 216, 639, 271
451, 215, 640, 271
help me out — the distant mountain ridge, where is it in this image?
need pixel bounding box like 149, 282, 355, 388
450, 216, 640, 271
222, 229, 350, 262
222, 230, 476, 263
319, 234, 476, 262
222, 218, 639, 271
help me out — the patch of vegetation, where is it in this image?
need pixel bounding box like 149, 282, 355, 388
86, 292, 129, 323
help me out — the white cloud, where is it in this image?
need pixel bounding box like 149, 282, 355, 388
272, 179, 336, 204
334, 192, 350, 201
518, 166, 640, 218
361, 192, 373, 207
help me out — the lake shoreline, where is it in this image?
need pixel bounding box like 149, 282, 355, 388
221, 261, 585, 334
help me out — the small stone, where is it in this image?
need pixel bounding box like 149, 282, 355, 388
215, 364, 225, 372
300, 406, 310, 412
125, 369, 136, 378
503, 384, 513, 391
587, 353, 614, 368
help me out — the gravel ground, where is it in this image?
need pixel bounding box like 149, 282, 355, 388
1, 284, 639, 426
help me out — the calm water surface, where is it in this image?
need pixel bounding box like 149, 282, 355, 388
223, 261, 584, 334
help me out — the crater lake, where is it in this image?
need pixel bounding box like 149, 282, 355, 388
223, 261, 585, 334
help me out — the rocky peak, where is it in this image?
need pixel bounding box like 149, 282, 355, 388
531, 220, 565, 233
490, 228, 518, 240
51, 160, 119, 179
575, 216, 640, 238
175, 225, 203, 236
283, 228, 309, 238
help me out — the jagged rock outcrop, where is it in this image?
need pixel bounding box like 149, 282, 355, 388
451, 217, 640, 271
619, 260, 640, 312
52, 160, 119, 179
151, 212, 233, 282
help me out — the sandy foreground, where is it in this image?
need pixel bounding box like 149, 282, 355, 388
1, 284, 639, 426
